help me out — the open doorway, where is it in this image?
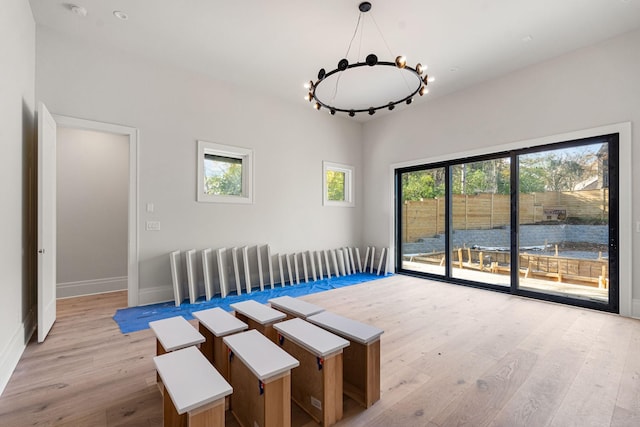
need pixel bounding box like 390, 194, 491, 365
53, 115, 138, 307
56, 127, 128, 298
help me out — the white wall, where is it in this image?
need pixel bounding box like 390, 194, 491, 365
56, 128, 129, 298
35, 27, 364, 304
362, 29, 640, 315
0, 0, 35, 394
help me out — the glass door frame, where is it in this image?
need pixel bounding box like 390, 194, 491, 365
395, 134, 619, 314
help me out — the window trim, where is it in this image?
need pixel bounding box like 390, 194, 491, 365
197, 140, 254, 204
323, 161, 355, 207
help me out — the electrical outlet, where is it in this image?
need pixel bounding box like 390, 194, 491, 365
146, 221, 160, 231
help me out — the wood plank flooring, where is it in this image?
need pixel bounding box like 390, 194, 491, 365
1, 275, 639, 426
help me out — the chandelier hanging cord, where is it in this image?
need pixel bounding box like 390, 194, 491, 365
305, 1, 433, 117
331, 10, 365, 103
368, 12, 414, 92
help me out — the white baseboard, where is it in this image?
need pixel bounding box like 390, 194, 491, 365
632, 299, 640, 320
0, 309, 35, 396
57, 276, 127, 299
137, 286, 174, 306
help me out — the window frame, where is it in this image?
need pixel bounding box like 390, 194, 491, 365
197, 140, 254, 204
323, 161, 355, 207
394, 134, 619, 314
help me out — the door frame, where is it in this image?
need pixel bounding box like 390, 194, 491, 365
388, 122, 633, 317
53, 114, 139, 307
37, 102, 57, 342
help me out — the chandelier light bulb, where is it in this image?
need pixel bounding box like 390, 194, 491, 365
395, 55, 407, 68
314, 102, 321, 110
416, 63, 423, 75
419, 86, 429, 96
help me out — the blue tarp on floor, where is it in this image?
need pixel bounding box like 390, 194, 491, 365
113, 273, 389, 334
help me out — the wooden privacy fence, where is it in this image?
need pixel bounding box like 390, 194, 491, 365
403, 189, 609, 242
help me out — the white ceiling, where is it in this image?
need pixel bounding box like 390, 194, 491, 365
29, 0, 640, 121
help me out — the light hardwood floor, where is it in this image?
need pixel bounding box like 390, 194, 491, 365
1, 275, 639, 426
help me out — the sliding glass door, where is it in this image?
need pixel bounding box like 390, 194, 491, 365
399, 167, 446, 276
396, 134, 618, 313
517, 140, 614, 304
450, 158, 511, 287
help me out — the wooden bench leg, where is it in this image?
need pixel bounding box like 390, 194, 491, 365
230, 352, 291, 427
164, 390, 187, 427
198, 324, 214, 363
343, 339, 380, 408
280, 338, 343, 425
235, 314, 278, 343
189, 399, 225, 427
156, 339, 166, 393
164, 392, 225, 427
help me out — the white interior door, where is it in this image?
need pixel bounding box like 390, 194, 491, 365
37, 102, 57, 343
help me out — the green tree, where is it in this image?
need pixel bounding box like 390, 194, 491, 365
545, 153, 586, 191
327, 170, 345, 201
465, 168, 489, 194
518, 158, 547, 193
402, 170, 444, 201
520, 150, 591, 192
497, 166, 511, 194
452, 159, 510, 195
205, 163, 242, 195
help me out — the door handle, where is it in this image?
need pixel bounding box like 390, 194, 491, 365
38, 249, 45, 254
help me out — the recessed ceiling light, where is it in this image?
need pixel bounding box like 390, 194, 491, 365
70, 5, 87, 17
113, 10, 128, 20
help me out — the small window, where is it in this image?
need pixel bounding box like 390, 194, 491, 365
323, 161, 354, 207
197, 140, 253, 204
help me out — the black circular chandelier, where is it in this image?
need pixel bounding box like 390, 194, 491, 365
304, 2, 434, 117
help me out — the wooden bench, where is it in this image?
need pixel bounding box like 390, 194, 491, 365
224, 330, 299, 427
192, 307, 248, 381
274, 318, 349, 426
268, 295, 325, 320
149, 316, 205, 392
154, 346, 232, 427
230, 300, 286, 342
307, 311, 384, 408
